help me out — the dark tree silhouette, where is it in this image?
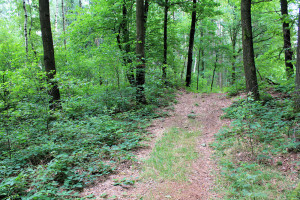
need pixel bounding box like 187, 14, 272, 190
280, 0, 294, 79
241, 0, 259, 100
39, 0, 61, 110
185, 0, 197, 87
136, 0, 147, 104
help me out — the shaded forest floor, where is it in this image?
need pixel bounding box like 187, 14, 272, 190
82, 91, 233, 199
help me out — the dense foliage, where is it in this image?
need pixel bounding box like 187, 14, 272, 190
0, 0, 299, 199
213, 85, 299, 199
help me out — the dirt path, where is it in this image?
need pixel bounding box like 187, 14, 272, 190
82, 91, 232, 200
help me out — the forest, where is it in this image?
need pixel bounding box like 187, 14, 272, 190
0, 0, 299, 199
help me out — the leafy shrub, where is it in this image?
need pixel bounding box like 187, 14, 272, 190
214, 94, 299, 199
0, 81, 176, 199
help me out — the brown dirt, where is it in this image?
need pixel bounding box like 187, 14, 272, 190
81, 91, 233, 199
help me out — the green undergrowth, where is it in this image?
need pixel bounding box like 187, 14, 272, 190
0, 75, 177, 199
143, 127, 201, 182
212, 95, 300, 199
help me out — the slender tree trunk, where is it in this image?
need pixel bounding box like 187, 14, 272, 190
193, 56, 197, 73
23, 0, 28, 57
181, 57, 186, 81
136, 0, 146, 104
162, 0, 168, 81
230, 21, 239, 85
241, 0, 259, 100
79, 0, 82, 8
144, 0, 149, 35
201, 30, 204, 79
201, 50, 204, 77
55, 0, 58, 31
196, 47, 201, 90
211, 51, 218, 91
231, 38, 237, 84
230, 5, 239, 85
28, 0, 37, 58
121, 1, 135, 86
39, 0, 61, 110
199, 29, 205, 79
185, 0, 197, 87
280, 0, 294, 79
62, 0, 67, 49
295, 6, 300, 112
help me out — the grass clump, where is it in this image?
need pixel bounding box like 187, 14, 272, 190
143, 128, 201, 181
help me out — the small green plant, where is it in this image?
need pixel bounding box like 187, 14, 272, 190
187, 114, 197, 119
113, 177, 136, 186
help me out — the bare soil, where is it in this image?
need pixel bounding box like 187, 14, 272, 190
81, 91, 233, 199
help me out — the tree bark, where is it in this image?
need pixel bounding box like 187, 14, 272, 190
229, 4, 239, 85
196, 47, 201, 90
162, 0, 168, 81
280, 0, 294, 79
39, 0, 61, 110
295, 6, 300, 112
211, 51, 218, 91
23, 0, 28, 57
28, 0, 38, 59
144, 0, 149, 36
121, 1, 135, 86
185, 0, 197, 87
62, 0, 67, 49
230, 23, 239, 85
200, 30, 204, 79
231, 34, 237, 84
55, 0, 58, 31
241, 0, 259, 100
79, 0, 82, 8
136, 0, 146, 104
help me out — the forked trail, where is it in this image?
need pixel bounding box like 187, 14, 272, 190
82, 91, 232, 199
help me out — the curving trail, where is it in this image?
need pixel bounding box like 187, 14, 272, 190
82, 91, 232, 200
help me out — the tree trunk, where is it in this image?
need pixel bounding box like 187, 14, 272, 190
295, 6, 300, 112
39, 0, 61, 110
55, 0, 58, 31
181, 57, 186, 81
136, 0, 146, 104
28, 0, 38, 59
185, 0, 197, 87
121, 1, 135, 86
230, 24, 239, 85
229, 5, 239, 85
280, 0, 294, 79
62, 0, 67, 49
162, 0, 168, 81
196, 47, 201, 90
241, 0, 259, 100
231, 37, 237, 84
201, 30, 204, 79
144, 0, 149, 35
79, 0, 82, 8
23, 0, 28, 57
211, 51, 218, 91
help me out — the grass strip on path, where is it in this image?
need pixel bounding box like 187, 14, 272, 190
143, 127, 201, 182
